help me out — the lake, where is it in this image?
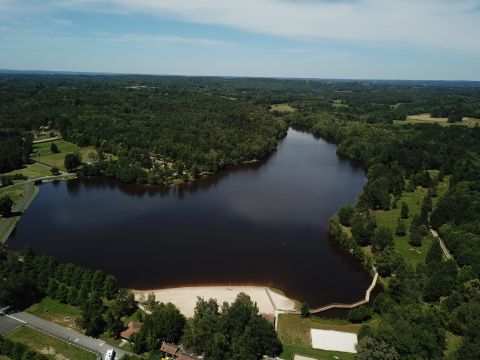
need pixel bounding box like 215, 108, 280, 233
9, 128, 370, 307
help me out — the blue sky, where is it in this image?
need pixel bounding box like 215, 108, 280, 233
1, 0, 480, 80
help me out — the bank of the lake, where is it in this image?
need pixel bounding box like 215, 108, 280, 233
8, 128, 371, 307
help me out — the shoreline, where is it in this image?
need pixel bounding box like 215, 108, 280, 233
131, 285, 297, 318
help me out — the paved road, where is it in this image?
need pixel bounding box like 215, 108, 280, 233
5, 312, 128, 359
0, 315, 21, 335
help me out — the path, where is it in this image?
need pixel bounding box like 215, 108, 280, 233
5, 311, 127, 359
430, 228, 453, 261
33, 136, 63, 144
0, 182, 39, 243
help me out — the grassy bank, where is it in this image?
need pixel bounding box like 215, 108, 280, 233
27, 297, 81, 330
6, 326, 96, 360
278, 314, 360, 360
32, 139, 96, 170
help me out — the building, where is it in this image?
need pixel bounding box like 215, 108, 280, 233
120, 322, 142, 340
160, 343, 180, 357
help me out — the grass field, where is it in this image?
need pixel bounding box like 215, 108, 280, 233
278, 314, 360, 360
2, 162, 52, 180
373, 175, 449, 266
0, 183, 26, 204
394, 113, 480, 127
270, 103, 296, 113
32, 139, 96, 170
6, 326, 96, 360
27, 297, 81, 330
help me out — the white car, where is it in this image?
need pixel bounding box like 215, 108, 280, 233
105, 349, 116, 360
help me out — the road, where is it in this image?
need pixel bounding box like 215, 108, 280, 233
3, 312, 128, 359
430, 228, 454, 261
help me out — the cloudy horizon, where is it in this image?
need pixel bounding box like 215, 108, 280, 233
1, 0, 480, 80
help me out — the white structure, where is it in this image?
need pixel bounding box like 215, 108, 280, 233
310, 329, 358, 353
105, 349, 116, 360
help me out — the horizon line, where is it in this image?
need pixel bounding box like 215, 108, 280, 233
1, 68, 480, 84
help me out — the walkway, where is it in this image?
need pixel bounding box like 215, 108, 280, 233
430, 228, 454, 261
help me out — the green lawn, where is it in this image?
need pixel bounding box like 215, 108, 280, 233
270, 103, 296, 113
2, 162, 52, 180
33, 139, 97, 170
27, 297, 81, 330
373, 176, 449, 266
6, 326, 96, 360
278, 314, 360, 360
0, 184, 25, 204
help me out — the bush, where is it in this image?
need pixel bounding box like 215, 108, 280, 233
409, 231, 423, 247
348, 306, 372, 323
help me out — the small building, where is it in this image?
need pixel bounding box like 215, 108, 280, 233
160, 342, 180, 357
120, 322, 142, 340
177, 352, 200, 360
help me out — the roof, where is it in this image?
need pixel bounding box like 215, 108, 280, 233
261, 313, 276, 325
160, 342, 179, 355
178, 352, 200, 360
120, 322, 142, 340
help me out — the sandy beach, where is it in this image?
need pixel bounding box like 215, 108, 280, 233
132, 286, 296, 318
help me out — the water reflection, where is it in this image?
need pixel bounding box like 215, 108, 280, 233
10, 129, 370, 307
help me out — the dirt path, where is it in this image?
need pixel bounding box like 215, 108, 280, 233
430, 228, 454, 261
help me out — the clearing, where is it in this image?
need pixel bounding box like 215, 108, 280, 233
32, 139, 97, 170
277, 314, 359, 360
6, 325, 96, 360
27, 297, 81, 330
270, 103, 296, 113
394, 113, 480, 127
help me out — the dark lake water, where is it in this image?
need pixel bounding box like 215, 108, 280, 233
9, 128, 370, 307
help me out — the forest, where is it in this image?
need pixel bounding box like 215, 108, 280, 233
286, 113, 480, 358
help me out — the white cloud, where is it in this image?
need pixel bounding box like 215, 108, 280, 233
1, 0, 480, 53
34, 0, 479, 52
115, 34, 233, 47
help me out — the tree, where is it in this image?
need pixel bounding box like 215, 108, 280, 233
140, 302, 186, 350
409, 230, 422, 247
400, 202, 409, 219
50, 142, 59, 153
356, 336, 400, 360
395, 218, 407, 236
372, 226, 394, 251
64, 153, 81, 171
50, 167, 60, 176
426, 240, 443, 263
348, 306, 372, 323
182, 298, 220, 354
77, 293, 105, 337
351, 211, 376, 246
300, 303, 310, 318
338, 205, 355, 226
0, 196, 13, 217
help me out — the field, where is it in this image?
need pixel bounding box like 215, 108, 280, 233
32, 139, 97, 170
394, 113, 480, 127
27, 297, 81, 330
373, 174, 449, 266
270, 103, 296, 113
278, 314, 359, 360
2, 162, 52, 180
6, 326, 96, 360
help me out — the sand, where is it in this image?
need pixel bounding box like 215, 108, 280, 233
311, 329, 357, 353
132, 286, 296, 318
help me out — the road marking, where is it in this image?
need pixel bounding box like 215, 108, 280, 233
6, 315, 26, 324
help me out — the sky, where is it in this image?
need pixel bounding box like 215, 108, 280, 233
0, 0, 480, 80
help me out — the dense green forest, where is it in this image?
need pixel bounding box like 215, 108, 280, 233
286, 114, 480, 358
1, 74, 480, 183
